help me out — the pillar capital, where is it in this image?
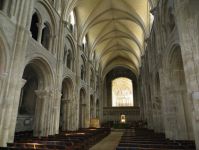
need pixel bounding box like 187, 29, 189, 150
35, 90, 49, 98
62, 20, 68, 27
78, 45, 83, 50
36, 23, 45, 29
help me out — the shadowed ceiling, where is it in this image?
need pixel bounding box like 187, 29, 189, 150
64, 0, 155, 77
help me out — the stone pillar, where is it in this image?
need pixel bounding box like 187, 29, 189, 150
47, 34, 53, 52
34, 90, 49, 137
90, 106, 94, 125
86, 61, 91, 127
47, 91, 54, 135
61, 100, 67, 131
82, 104, 86, 128
63, 99, 71, 131
0, 72, 8, 123
36, 23, 45, 43
9, 0, 16, 18
173, 1, 198, 147
52, 35, 58, 55
0, 0, 32, 146
93, 93, 97, 118
175, 90, 188, 140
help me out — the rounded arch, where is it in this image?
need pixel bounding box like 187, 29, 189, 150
80, 87, 86, 103
41, 22, 52, 50
62, 76, 75, 99
167, 45, 185, 85
102, 64, 138, 81
36, 0, 57, 35
65, 35, 76, 56
32, 8, 42, 24
25, 54, 55, 89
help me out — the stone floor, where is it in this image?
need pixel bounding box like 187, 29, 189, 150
89, 129, 124, 150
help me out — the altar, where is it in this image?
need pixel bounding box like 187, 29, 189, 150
113, 123, 129, 129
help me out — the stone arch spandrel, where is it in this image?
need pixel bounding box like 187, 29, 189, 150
32, 9, 42, 24
0, 32, 11, 73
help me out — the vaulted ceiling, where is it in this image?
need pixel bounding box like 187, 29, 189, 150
65, 0, 155, 77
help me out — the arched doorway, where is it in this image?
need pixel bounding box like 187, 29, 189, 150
15, 65, 38, 134
167, 45, 194, 140
79, 88, 86, 128
16, 57, 54, 137
60, 78, 74, 131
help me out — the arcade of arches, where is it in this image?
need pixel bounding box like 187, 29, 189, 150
0, 0, 199, 149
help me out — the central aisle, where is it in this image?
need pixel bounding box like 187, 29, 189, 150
89, 129, 124, 150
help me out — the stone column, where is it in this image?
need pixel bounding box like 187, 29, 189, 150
65, 99, 71, 131
61, 100, 67, 131
82, 104, 86, 128
52, 35, 58, 55
173, 1, 198, 147
47, 91, 54, 135
93, 92, 97, 118
36, 23, 45, 43
90, 106, 94, 126
47, 34, 53, 52
9, 0, 16, 18
0, 72, 8, 123
34, 90, 49, 137
175, 90, 188, 140
86, 61, 91, 127
0, 0, 32, 146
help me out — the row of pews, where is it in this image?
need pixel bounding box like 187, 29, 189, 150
0, 127, 111, 150
115, 128, 196, 150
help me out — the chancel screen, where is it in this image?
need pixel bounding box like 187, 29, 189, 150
112, 77, 133, 107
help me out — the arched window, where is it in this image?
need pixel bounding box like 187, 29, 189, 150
90, 70, 93, 88
82, 36, 86, 52
90, 69, 94, 89
169, 9, 175, 32
30, 13, 39, 41
63, 48, 67, 62
69, 11, 75, 32
41, 22, 51, 50
96, 76, 99, 92
67, 50, 71, 69
81, 65, 84, 80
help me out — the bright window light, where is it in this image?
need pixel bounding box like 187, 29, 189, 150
70, 11, 75, 25
112, 77, 133, 107
83, 36, 86, 44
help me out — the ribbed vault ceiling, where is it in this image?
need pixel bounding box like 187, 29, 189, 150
70, 0, 153, 76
